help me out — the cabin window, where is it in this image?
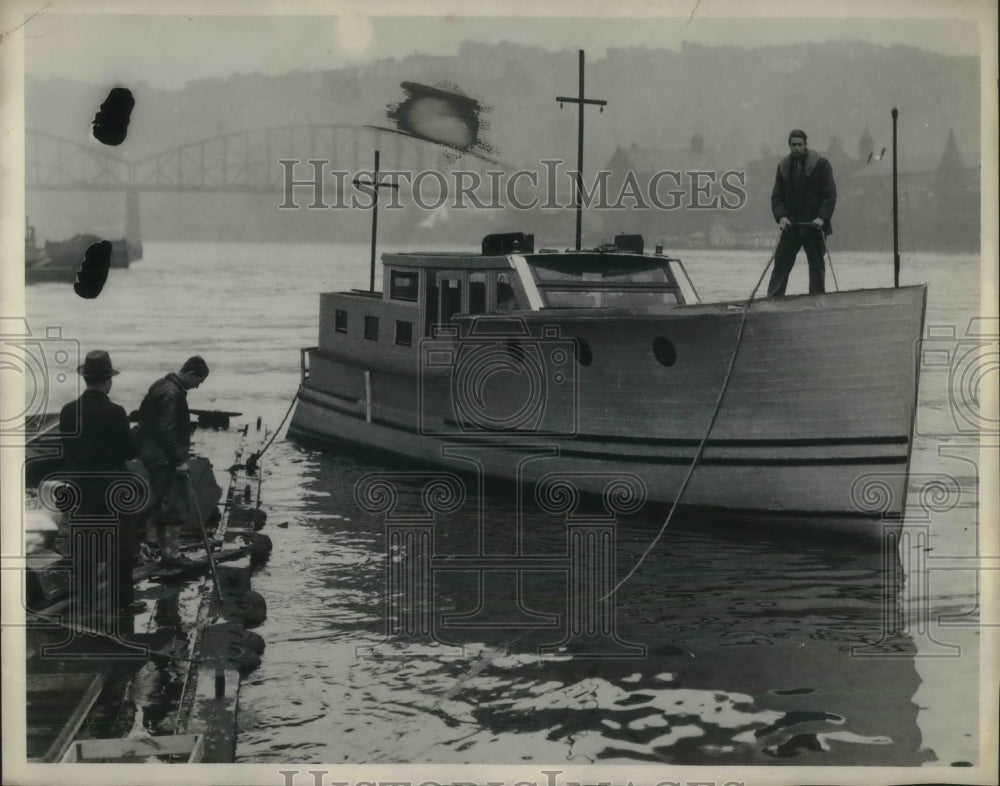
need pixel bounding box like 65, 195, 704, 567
495, 273, 520, 311
469, 272, 487, 315
390, 270, 419, 301
364, 315, 379, 340
334, 309, 348, 334
440, 277, 463, 323
395, 320, 413, 347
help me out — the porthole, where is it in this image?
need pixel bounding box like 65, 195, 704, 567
652, 336, 676, 367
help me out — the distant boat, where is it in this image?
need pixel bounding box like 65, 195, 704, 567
24, 228, 136, 285
289, 231, 926, 540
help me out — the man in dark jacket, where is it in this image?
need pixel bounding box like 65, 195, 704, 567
769, 129, 837, 296
136, 356, 209, 567
59, 349, 143, 617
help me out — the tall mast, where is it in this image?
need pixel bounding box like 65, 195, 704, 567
892, 107, 900, 288
353, 150, 399, 292
556, 50, 607, 251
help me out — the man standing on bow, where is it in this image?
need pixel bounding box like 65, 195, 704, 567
59, 350, 143, 617
136, 356, 209, 568
769, 129, 837, 296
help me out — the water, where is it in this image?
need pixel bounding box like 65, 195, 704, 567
23, 241, 986, 766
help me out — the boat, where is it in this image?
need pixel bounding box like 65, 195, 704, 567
23, 414, 273, 765
288, 231, 926, 539
25, 229, 135, 285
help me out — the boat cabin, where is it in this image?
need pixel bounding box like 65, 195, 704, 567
308, 233, 699, 375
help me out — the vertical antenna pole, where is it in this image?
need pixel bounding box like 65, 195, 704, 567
576, 50, 585, 252
354, 149, 398, 293
556, 50, 607, 251
892, 108, 900, 288
369, 150, 380, 292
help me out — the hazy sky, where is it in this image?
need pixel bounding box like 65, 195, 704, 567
19, 9, 983, 90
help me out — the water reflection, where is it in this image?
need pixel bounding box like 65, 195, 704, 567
239, 444, 924, 765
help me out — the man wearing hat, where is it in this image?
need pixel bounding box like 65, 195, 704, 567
136, 356, 210, 568
59, 350, 143, 616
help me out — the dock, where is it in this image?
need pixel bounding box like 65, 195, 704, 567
24, 414, 274, 764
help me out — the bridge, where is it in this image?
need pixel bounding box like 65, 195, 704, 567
26, 124, 494, 245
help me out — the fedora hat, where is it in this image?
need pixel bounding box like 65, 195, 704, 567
77, 349, 120, 380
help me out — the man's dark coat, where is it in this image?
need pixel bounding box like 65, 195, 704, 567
771, 149, 837, 235
59, 389, 137, 477
136, 373, 191, 468
59, 387, 141, 613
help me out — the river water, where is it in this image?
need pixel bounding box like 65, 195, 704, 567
23, 241, 987, 768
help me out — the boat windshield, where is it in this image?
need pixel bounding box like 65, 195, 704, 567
543, 290, 679, 308
530, 259, 670, 284
527, 256, 681, 308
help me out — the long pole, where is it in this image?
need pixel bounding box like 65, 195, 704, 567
369, 150, 380, 292
892, 107, 899, 288
187, 477, 223, 604
352, 150, 398, 292
576, 50, 585, 251
556, 50, 607, 251
353, 150, 399, 292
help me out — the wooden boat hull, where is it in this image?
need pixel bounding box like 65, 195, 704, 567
290, 285, 926, 539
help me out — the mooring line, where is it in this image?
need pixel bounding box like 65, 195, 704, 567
370, 246, 785, 763
255, 387, 300, 461
603, 246, 779, 599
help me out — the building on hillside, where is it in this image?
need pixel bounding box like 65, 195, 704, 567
601, 134, 744, 247
842, 129, 979, 251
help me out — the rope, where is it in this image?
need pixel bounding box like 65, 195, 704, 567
375, 245, 781, 762
603, 245, 778, 598
372, 244, 782, 762
771, 223, 837, 294
253, 387, 300, 461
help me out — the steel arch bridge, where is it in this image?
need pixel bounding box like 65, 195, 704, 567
26, 129, 131, 191
26, 124, 486, 193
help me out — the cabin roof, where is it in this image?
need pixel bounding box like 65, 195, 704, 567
383, 252, 515, 269
383, 250, 677, 269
